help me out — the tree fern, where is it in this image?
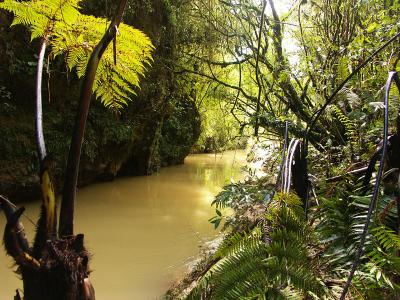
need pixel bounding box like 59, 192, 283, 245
0, 0, 153, 110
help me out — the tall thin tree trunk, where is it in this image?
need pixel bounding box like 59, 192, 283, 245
35, 41, 47, 162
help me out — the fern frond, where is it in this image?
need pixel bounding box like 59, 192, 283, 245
215, 227, 263, 258
267, 229, 309, 263
371, 226, 400, 251
265, 256, 324, 296
0, 0, 81, 40
1, 0, 153, 110
331, 105, 358, 147
56, 14, 153, 109
187, 227, 267, 299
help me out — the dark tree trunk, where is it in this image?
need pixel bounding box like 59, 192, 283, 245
292, 142, 309, 207
21, 235, 94, 300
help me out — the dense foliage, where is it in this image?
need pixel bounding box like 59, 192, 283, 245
171, 0, 400, 152
165, 0, 400, 299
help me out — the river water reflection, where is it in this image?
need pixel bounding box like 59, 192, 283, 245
0, 151, 245, 299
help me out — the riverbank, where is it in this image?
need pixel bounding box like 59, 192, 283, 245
165, 173, 273, 299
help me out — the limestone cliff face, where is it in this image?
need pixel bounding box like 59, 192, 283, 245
0, 0, 200, 201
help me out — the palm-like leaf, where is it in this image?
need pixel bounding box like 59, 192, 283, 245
0, 0, 153, 110
187, 193, 325, 300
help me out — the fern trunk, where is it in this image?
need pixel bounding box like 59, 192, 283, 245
60, 0, 128, 237
35, 40, 47, 162
18, 235, 94, 300
1, 181, 95, 300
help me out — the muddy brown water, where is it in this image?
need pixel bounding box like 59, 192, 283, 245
0, 151, 245, 299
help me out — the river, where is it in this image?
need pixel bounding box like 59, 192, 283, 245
0, 151, 245, 299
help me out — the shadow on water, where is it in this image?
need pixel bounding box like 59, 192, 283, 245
0, 151, 245, 299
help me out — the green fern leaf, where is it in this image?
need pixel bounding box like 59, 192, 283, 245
1, 0, 153, 110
